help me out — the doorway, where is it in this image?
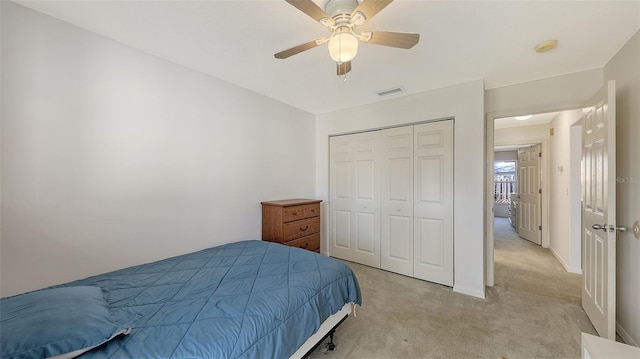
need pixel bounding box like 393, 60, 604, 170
485, 109, 584, 286
494, 143, 543, 245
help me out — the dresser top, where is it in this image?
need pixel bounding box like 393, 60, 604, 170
261, 198, 322, 207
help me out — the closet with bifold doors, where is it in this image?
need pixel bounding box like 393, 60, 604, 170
329, 120, 454, 286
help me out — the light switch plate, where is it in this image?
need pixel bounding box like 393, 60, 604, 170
633, 220, 640, 240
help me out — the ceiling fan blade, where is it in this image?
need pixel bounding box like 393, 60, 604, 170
274, 40, 320, 59
285, 0, 332, 24
337, 61, 352, 76
351, 0, 393, 25
362, 31, 420, 49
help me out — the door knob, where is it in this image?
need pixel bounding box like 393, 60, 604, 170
592, 223, 627, 232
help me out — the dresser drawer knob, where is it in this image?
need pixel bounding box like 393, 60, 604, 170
291, 211, 297, 215
299, 225, 309, 232
299, 243, 309, 249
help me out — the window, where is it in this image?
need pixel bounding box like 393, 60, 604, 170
494, 161, 517, 203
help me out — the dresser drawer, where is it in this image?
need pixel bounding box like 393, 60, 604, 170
287, 234, 320, 252
282, 203, 320, 223
283, 217, 320, 241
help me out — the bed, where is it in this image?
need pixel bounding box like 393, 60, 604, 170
0, 240, 362, 359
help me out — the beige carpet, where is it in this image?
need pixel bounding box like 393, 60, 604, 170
307, 217, 597, 358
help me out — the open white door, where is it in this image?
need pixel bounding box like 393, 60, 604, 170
582, 80, 617, 340
517, 144, 542, 245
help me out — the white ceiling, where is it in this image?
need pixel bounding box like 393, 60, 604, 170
14, 0, 640, 114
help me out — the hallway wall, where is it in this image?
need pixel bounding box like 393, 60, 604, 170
548, 109, 583, 274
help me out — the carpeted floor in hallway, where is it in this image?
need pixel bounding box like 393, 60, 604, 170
307, 217, 597, 359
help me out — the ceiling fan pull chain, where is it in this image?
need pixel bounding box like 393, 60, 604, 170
337, 61, 348, 83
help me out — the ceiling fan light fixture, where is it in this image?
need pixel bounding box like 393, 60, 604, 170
328, 30, 359, 63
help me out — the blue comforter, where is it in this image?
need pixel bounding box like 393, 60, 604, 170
59, 240, 362, 358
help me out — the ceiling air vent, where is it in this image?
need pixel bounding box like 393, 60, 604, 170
376, 86, 405, 97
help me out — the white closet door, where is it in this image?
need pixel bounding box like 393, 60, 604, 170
329, 131, 381, 267
413, 121, 454, 286
329, 135, 355, 260
380, 126, 414, 276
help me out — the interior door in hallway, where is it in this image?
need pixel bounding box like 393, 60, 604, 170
329, 131, 381, 267
380, 126, 414, 276
582, 80, 616, 340
517, 144, 541, 245
413, 121, 454, 286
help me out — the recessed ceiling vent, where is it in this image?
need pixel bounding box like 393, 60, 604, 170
376, 86, 405, 97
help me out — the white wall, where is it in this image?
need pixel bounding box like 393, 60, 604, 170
569, 123, 583, 275
315, 81, 486, 298
485, 69, 603, 118
494, 150, 517, 162
0, 2, 316, 297
603, 30, 640, 347
494, 123, 550, 145
548, 109, 583, 273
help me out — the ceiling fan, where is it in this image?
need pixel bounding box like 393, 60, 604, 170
275, 0, 420, 76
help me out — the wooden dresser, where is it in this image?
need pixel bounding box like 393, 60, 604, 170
261, 199, 322, 253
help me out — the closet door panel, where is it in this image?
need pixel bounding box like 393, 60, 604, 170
352, 132, 381, 267
334, 162, 351, 199
333, 210, 351, 248
329, 131, 380, 266
356, 212, 376, 253
413, 121, 454, 286
329, 136, 356, 259
416, 218, 444, 266
388, 216, 412, 259
418, 157, 443, 203
380, 126, 414, 276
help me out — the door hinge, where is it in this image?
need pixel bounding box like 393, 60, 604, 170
539, 225, 542, 230
538, 152, 542, 158
538, 188, 542, 194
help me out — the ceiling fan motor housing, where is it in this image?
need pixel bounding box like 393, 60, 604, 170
325, 0, 359, 20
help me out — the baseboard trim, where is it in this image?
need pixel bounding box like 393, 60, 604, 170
567, 266, 582, 275
453, 285, 485, 299
617, 322, 639, 347
548, 246, 571, 272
